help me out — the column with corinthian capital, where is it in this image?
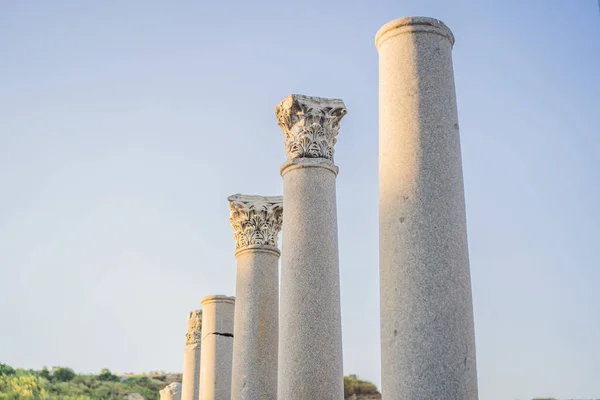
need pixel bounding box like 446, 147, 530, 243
160, 383, 182, 400
228, 194, 283, 400
181, 310, 202, 400
275, 94, 347, 400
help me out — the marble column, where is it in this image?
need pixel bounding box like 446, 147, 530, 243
228, 194, 283, 400
275, 94, 347, 400
376, 17, 478, 399
160, 383, 182, 400
199, 295, 235, 400
181, 310, 202, 400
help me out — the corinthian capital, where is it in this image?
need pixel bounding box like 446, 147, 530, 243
228, 194, 283, 252
185, 310, 202, 345
275, 94, 347, 162
160, 383, 182, 398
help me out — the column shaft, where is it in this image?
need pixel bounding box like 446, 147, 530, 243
276, 94, 347, 400
231, 249, 279, 399
376, 17, 478, 399
181, 310, 202, 400
228, 194, 282, 400
199, 295, 235, 400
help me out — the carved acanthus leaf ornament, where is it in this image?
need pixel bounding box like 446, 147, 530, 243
228, 194, 283, 251
185, 310, 202, 345
275, 94, 347, 162
160, 382, 182, 396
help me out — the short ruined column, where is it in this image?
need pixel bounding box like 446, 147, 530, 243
228, 194, 283, 400
376, 17, 479, 399
181, 310, 202, 400
160, 383, 182, 400
275, 94, 347, 400
199, 295, 235, 400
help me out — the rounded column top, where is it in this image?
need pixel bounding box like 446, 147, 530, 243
280, 157, 339, 177
375, 16, 455, 50
201, 295, 235, 306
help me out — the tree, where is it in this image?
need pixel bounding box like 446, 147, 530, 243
98, 368, 119, 382
0, 363, 16, 376
40, 367, 50, 380
53, 367, 76, 382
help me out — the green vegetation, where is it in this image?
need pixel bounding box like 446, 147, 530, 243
0, 363, 171, 400
343, 374, 380, 399
1, 362, 382, 399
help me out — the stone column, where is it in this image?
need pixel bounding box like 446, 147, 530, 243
228, 194, 283, 400
160, 382, 182, 400
376, 17, 478, 399
199, 295, 235, 400
275, 94, 347, 400
181, 310, 202, 400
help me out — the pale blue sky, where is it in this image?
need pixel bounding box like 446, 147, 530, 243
1, 1, 599, 399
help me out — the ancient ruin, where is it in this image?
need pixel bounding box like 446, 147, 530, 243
198, 295, 235, 400
166, 14, 477, 400
275, 94, 347, 400
228, 194, 283, 400
376, 16, 478, 399
159, 382, 181, 400
181, 310, 202, 400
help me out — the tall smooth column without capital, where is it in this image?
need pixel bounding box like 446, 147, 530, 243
228, 194, 283, 400
160, 383, 182, 400
181, 310, 202, 400
199, 295, 235, 400
376, 17, 478, 399
275, 94, 347, 400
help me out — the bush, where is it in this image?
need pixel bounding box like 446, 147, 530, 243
0, 363, 378, 400
0, 364, 171, 400
0, 373, 47, 398
344, 374, 379, 398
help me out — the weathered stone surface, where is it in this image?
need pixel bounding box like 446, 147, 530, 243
276, 95, 346, 400
228, 194, 282, 400
276, 94, 346, 162
199, 295, 235, 400
376, 16, 479, 400
227, 194, 283, 252
159, 382, 182, 400
185, 309, 202, 346
181, 310, 202, 400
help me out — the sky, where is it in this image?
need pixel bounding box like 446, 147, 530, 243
0, 1, 599, 399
